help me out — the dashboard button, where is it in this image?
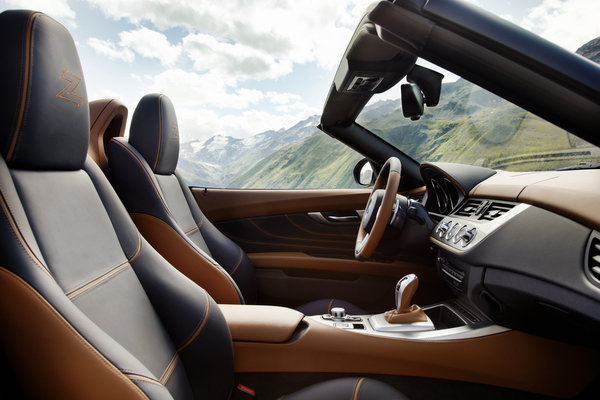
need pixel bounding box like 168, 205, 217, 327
460, 228, 477, 246
437, 220, 451, 238
446, 222, 460, 241
454, 225, 468, 243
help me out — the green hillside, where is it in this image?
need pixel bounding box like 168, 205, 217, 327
226, 36, 600, 189
229, 132, 362, 189
369, 81, 598, 171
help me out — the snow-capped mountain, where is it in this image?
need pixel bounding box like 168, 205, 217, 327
178, 114, 321, 187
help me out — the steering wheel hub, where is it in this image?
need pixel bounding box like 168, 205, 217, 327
362, 189, 385, 233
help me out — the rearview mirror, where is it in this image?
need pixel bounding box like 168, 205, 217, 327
353, 158, 375, 186
401, 83, 424, 120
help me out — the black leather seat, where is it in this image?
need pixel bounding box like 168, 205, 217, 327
107, 93, 365, 315
0, 9, 406, 399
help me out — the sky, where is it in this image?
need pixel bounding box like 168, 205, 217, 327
1, 0, 599, 143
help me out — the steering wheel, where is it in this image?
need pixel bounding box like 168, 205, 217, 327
355, 157, 402, 260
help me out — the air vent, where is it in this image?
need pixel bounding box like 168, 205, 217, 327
587, 234, 600, 284
452, 199, 515, 221
478, 202, 515, 221
454, 199, 484, 217
346, 75, 384, 92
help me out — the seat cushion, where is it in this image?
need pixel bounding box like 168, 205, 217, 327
280, 377, 408, 400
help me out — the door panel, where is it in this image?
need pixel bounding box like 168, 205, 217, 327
216, 212, 358, 258
191, 188, 371, 221
191, 188, 448, 311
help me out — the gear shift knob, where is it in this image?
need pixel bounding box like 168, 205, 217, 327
395, 274, 419, 312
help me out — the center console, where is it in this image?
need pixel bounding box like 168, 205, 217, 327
218, 299, 597, 399
308, 300, 508, 340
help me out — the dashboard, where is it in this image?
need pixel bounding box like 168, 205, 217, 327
419, 162, 600, 345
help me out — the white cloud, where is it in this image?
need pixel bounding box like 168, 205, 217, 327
82, 0, 374, 71
522, 0, 600, 51
118, 27, 182, 67
143, 69, 264, 109
182, 33, 292, 80
275, 101, 320, 115
266, 91, 302, 105
6, 0, 76, 24
87, 38, 135, 63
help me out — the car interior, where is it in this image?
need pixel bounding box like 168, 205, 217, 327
1, 0, 600, 399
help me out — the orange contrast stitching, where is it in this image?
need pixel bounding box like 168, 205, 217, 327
353, 377, 365, 400
229, 247, 244, 276
123, 372, 164, 388
66, 261, 129, 300
7, 12, 37, 161
184, 225, 199, 235
159, 353, 178, 385
128, 233, 143, 263
0, 267, 148, 398
152, 96, 163, 171
112, 139, 173, 218
177, 290, 211, 352
56, 67, 84, 107
0, 183, 50, 276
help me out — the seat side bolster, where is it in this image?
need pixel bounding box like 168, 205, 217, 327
129, 239, 235, 400
174, 170, 206, 228
174, 171, 258, 303
131, 212, 243, 304
107, 138, 172, 219
0, 267, 153, 400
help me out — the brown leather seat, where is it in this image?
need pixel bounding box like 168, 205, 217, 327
107, 93, 366, 315
0, 9, 405, 399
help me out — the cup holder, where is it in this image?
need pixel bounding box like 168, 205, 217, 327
424, 304, 467, 330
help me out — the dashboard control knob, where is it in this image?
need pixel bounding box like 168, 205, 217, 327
454, 225, 468, 243
460, 228, 477, 246
446, 222, 460, 240
330, 307, 346, 319
437, 221, 451, 237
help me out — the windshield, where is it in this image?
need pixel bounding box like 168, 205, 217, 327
357, 66, 600, 171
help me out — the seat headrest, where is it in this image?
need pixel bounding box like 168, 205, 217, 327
129, 94, 180, 175
89, 98, 128, 172
0, 10, 89, 170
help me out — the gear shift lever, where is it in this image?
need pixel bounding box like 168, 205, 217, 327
385, 274, 428, 324
395, 274, 418, 312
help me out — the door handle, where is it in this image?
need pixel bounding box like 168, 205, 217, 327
328, 215, 360, 222
308, 211, 363, 224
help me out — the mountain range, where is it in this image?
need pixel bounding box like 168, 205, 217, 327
178, 36, 600, 189
178, 115, 322, 187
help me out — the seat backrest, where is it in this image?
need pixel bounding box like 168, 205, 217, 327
89, 98, 128, 172
0, 10, 233, 399
107, 94, 257, 304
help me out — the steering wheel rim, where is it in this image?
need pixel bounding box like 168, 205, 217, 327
355, 157, 402, 260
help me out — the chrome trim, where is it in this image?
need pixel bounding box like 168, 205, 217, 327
430, 202, 530, 253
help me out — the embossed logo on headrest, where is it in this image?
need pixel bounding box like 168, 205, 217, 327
170, 121, 179, 141
56, 68, 84, 108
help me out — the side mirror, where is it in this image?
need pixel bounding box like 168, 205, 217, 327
353, 158, 375, 186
